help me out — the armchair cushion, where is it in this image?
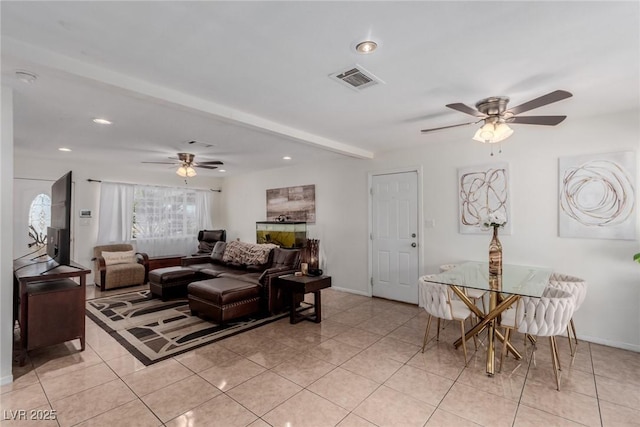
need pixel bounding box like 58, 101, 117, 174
196, 229, 227, 254
101, 250, 136, 266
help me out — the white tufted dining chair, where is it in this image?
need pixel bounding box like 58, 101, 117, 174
419, 275, 477, 365
547, 273, 587, 356
439, 263, 487, 313
499, 287, 576, 390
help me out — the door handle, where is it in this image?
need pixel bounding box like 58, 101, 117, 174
411, 242, 417, 248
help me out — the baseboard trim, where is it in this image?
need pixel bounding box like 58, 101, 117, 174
330, 286, 370, 297
579, 335, 640, 352
1, 373, 14, 386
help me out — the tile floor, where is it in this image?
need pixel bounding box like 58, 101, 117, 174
2, 286, 639, 427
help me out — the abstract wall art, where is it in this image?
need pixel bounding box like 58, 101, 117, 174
458, 162, 511, 234
266, 184, 316, 223
559, 151, 636, 240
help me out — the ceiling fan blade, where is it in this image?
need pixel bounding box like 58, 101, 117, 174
142, 161, 178, 164
197, 160, 224, 165
446, 103, 487, 117
507, 90, 572, 115
508, 115, 567, 125
421, 120, 481, 133
195, 165, 219, 170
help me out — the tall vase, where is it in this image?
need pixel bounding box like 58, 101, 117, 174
489, 226, 502, 276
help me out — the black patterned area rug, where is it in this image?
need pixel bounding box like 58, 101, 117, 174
86, 290, 290, 366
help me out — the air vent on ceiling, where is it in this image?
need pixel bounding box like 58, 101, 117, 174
329, 65, 385, 91
185, 140, 214, 148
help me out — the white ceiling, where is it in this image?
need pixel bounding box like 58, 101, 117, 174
2, 1, 638, 176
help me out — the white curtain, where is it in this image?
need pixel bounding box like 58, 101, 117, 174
96, 182, 134, 245
97, 183, 214, 257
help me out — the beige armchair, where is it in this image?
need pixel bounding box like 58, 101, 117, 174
93, 244, 149, 291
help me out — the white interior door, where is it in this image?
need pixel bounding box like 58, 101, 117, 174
371, 171, 419, 304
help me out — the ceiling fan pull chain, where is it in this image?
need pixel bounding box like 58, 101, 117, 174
490, 145, 494, 156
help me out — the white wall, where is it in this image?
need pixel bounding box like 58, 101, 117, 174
12, 156, 225, 277
1, 87, 15, 385
223, 111, 640, 351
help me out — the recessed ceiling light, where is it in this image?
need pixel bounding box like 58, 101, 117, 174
15, 70, 38, 84
58, 147, 72, 152
355, 40, 378, 54
92, 118, 112, 125
283, 156, 292, 160
218, 169, 226, 172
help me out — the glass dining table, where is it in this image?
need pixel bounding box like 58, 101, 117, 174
423, 261, 552, 376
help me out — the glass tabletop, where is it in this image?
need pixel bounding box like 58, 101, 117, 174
424, 261, 552, 298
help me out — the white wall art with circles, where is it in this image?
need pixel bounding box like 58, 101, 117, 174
559, 151, 636, 240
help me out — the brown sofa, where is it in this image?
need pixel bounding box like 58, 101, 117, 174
149, 241, 300, 318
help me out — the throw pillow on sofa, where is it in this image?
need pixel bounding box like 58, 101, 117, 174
222, 241, 277, 265
211, 241, 227, 263
102, 250, 136, 265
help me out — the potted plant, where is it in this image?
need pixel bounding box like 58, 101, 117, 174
634, 253, 640, 263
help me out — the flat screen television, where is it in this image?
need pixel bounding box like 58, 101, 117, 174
46, 171, 72, 266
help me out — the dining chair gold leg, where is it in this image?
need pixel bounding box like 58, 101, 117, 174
566, 325, 574, 357
421, 315, 433, 353
460, 320, 469, 366
436, 318, 441, 341
570, 318, 579, 354
550, 336, 561, 391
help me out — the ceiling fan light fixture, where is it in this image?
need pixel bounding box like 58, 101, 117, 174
176, 165, 197, 178
473, 122, 513, 144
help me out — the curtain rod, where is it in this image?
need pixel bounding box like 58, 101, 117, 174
87, 178, 222, 192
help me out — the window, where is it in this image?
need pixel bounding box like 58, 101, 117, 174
132, 186, 198, 239
28, 193, 51, 245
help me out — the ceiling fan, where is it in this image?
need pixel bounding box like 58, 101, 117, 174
420, 90, 573, 145
142, 152, 223, 177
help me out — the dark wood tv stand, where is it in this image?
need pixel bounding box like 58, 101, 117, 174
13, 259, 90, 366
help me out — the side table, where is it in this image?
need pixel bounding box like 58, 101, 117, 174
274, 274, 332, 324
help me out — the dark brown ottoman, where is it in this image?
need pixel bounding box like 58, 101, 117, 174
149, 267, 198, 300
187, 278, 261, 324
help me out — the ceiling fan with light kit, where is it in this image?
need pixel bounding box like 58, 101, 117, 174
421, 90, 573, 155
142, 152, 223, 177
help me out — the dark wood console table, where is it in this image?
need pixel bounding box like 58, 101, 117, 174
13, 259, 90, 366
274, 274, 332, 324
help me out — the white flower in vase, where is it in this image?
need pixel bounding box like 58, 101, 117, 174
482, 211, 507, 229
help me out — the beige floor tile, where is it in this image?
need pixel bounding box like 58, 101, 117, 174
439, 382, 518, 427
354, 385, 435, 427
362, 336, 421, 363
336, 413, 377, 427
247, 419, 271, 427
226, 371, 301, 416
332, 328, 382, 349
274, 330, 328, 352
217, 330, 274, 355
457, 363, 527, 402
31, 347, 103, 381
198, 355, 265, 391
41, 362, 117, 402
591, 344, 640, 384
525, 361, 596, 397
246, 343, 301, 368
263, 389, 349, 427
307, 367, 379, 411
120, 358, 193, 397
51, 379, 137, 427
386, 325, 427, 347
310, 338, 362, 365
173, 343, 239, 372
296, 318, 353, 338
520, 380, 600, 427
271, 353, 336, 387
513, 404, 587, 427
0, 386, 50, 417
340, 350, 404, 383
599, 400, 640, 427
165, 393, 257, 427
88, 338, 134, 361
356, 315, 407, 335
425, 409, 482, 427
73, 399, 161, 427
104, 353, 148, 377
0, 368, 39, 395
384, 364, 453, 406
406, 343, 466, 381
0, 404, 58, 427
328, 309, 375, 326
595, 374, 639, 410
141, 374, 221, 422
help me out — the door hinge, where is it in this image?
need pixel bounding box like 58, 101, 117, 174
370, 187, 373, 196
370, 277, 374, 287
370, 232, 373, 240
